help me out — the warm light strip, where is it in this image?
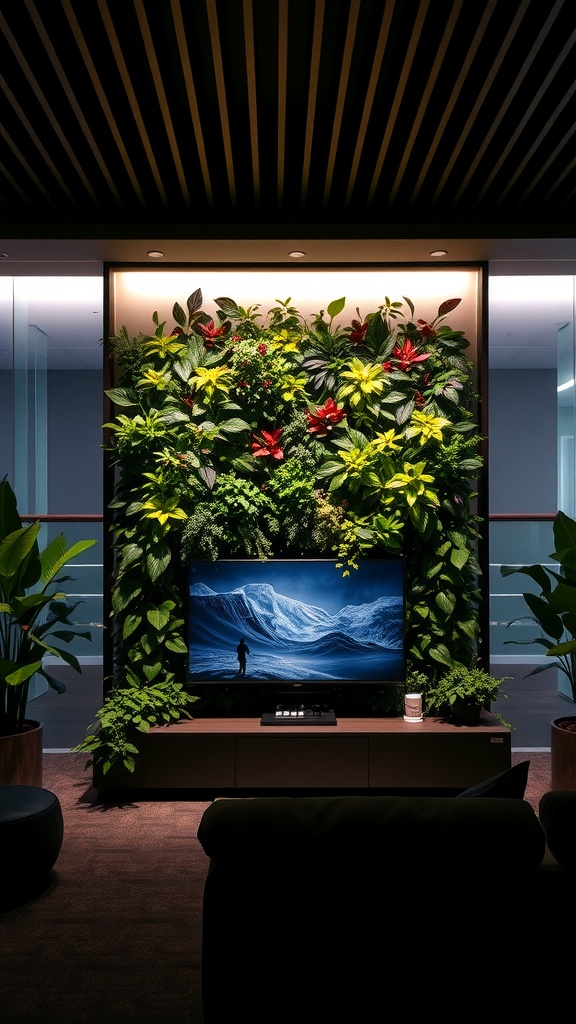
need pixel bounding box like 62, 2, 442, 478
114, 268, 479, 345
557, 379, 574, 392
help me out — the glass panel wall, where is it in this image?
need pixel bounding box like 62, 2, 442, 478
488, 275, 576, 691
0, 277, 104, 701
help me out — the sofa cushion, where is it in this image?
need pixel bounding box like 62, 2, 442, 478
538, 790, 576, 870
198, 794, 545, 875
456, 759, 530, 799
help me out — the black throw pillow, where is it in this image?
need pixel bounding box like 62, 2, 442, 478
456, 760, 530, 799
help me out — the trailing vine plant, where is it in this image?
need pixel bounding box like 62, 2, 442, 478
74, 289, 483, 773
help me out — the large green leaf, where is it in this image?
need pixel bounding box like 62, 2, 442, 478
0, 522, 41, 592
147, 545, 171, 582
429, 644, 454, 667
172, 301, 187, 327
104, 388, 137, 407
217, 417, 251, 434
500, 563, 552, 592
146, 603, 172, 630
548, 581, 576, 618
40, 535, 97, 586
165, 636, 188, 653
435, 591, 456, 615
112, 577, 143, 614
122, 614, 142, 640
523, 592, 564, 640
1, 659, 42, 685
0, 476, 23, 541
450, 547, 469, 569
326, 296, 346, 318
553, 510, 576, 555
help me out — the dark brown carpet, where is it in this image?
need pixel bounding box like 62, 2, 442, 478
1, 754, 211, 1023
0, 751, 552, 1023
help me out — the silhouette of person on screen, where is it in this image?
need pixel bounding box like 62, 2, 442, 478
236, 637, 250, 678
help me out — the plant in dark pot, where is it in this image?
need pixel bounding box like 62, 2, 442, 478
424, 665, 511, 727
0, 476, 96, 785
500, 509, 576, 788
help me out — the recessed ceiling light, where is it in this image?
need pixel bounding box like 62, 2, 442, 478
0, 251, 10, 259
429, 249, 448, 257
288, 250, 306, 258
147, 250, 164, 258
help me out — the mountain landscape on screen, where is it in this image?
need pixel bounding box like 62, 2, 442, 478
187, 560, 405, 684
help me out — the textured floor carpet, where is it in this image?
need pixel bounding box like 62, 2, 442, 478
0, 751, 553, 1023
1, 754, 211, 1023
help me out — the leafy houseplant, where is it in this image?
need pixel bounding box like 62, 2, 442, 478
424, 666, 511, 727
501, 510, 576, 788
75, 288, 484, 775
500, 509, 576, 702
0, 476, 96, 736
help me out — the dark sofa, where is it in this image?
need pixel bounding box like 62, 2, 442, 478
197, 789, 576, 1023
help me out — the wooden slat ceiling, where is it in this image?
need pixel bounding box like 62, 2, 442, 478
1, 0, 575, 237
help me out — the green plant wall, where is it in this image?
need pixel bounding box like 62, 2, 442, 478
75, 280, 484, 772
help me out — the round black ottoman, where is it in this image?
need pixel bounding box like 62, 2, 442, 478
0, 785, 63, 904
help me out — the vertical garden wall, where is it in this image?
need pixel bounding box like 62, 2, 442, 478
75, 265, 486, 774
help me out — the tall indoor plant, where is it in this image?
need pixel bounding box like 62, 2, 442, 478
501, 509, 576, 787
0, 476, 96, 783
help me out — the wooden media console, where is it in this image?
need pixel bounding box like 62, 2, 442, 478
93, 711, 511, 793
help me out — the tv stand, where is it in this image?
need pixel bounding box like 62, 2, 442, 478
93, 712, 511, 792
261, 707, 337, 726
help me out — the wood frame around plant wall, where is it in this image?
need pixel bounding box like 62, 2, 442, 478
102, 261, 489, 701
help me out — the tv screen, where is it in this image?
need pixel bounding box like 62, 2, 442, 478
187, 558, 405, 688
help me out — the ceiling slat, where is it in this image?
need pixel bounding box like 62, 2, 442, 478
432, 0, 531, 207
97, 0, 168, 207
367, 0, 430, 208
301, 0, 324, 205
170, 0, 213, 208
493, 19, 576, 206
61, 0, 145, 209
243, 0, 260, 206
205, 0, 236, 205
409, 0, 496, 208
322, 0, 361, 207
387, 0, 463, 206
277, 0, 288, 204
345, 0, 395, 207
459, 0, 566, 208
134, 0, 190, 208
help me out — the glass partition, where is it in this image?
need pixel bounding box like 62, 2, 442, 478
489, 517, 555, 660
0, 275, 105, 702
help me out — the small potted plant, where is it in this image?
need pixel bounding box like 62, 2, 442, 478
0, 476, 96, 785
501, 508, 576, 787
424, 665, 511, 727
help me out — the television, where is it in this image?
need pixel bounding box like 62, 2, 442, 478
187, 558, 405, 697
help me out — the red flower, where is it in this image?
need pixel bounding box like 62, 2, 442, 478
388, 338, 430, 371
416, 319, 437, 339
414, 390, 425, 408
257, 343, 268, 355
348, 319, 369, 344
262, 379, 271, 388
252, 428, 284, 459
306, 398, 347, 436
197, 319, 228, 347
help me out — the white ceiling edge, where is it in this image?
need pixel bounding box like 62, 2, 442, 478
0, 236, 575, 272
